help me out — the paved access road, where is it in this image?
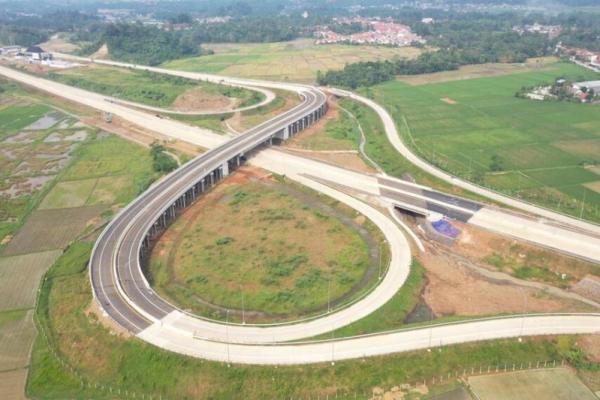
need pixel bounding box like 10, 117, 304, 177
2, 62, 599, 365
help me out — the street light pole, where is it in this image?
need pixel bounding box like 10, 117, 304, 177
580, 189, 587, 219
328, 277, 331, 313
226, 310, 231, 366
240, 285, 245, 325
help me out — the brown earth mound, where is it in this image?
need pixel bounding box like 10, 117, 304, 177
172, 87, 236, 112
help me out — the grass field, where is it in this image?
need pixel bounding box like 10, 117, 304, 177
148, 176, 375, 321
371, 61, 600, 222
164, 39, 422, 83
30, 240, 592, 400
468, 368, 597, 400
46, 64, 262, 109
291, 107, 361, 151
316, 260, 425, 339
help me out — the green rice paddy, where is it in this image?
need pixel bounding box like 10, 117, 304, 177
372, 62, 600, 222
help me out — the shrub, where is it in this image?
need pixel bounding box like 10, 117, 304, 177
215, 237, 234, 246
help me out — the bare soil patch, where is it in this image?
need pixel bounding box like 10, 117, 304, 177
2, 206, 104, 255
86, 299, 132, 339
0, 251, 62, 311
39, 35, 79, 54
573, 275, 600, 303
454, 222, 599, 285
91, 43, 109, 59
587, 165, 600, 176
172, 87, 235, 112
579, 335, 600, 362
285, 150, 375, 174
583, 181, 600, 195
396, 213, 595, 318
440, 97, 457, 105
419, 245, 586, 317
553, 139, 600, 159
397, 58, 557, 85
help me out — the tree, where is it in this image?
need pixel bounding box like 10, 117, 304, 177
489, 154, 504, 172
169, 13, 192, 24
150, 142, 178, 173
84, 23, 201, 66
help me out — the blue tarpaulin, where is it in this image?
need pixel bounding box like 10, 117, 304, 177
431, 219, 461, 238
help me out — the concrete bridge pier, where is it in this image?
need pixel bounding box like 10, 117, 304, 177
221, 161, 229, 177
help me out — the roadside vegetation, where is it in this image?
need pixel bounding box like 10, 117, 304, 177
482, 242, 600, 288
30, 238, 600, 399
43, 64, 263, 110
316, 260, 426, 339
169, 113, 232, 134
149, 142, 178, 173
292, 109, 361, 151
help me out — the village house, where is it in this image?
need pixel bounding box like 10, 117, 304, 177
315, 17, 425, 47
20, 46, 53, 62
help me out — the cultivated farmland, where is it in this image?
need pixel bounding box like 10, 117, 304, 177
372, 62, 600, 222
164, 39, 422, 83
0, 251, 61, 310
0, 369, 27, 400
0, 309, 36, 370
468, 368, 597, 400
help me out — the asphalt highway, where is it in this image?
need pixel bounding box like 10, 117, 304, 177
2, 61, 599, 365
89, 82, 327, 334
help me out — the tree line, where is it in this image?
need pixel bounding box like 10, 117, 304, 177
81, 23, 203, 66
317, 30, 551, 88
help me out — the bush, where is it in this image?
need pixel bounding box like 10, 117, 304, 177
295, 269, 322, 288
215, 237, 234, 246
269, 254, 309, 277
150, 142, 178, 173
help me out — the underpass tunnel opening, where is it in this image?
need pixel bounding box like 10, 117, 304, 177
393, 204, 429, 219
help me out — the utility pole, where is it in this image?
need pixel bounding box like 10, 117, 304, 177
518, 286, 527, 341
328, 277, 331, 313
580, 189, 587, 219
226, 310, 231, 366
378, 241, 382, 280
240, 286, 245, 325
468, 157, 473, 180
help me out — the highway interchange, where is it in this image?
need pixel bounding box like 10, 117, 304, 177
1, 60, 599, 365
